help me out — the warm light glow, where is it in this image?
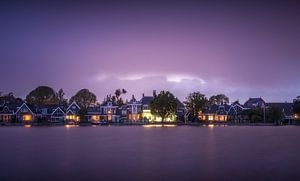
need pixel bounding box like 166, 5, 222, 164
23, 115, 32, 121
91, 115, 100, 121
208, 115, 214, 121
295, 114, 298, 119
65, 125, 76, 128
66, 115, 75, 120
24, 124, 31, 128
143, 124, 177, 128
208, 124, 214, 128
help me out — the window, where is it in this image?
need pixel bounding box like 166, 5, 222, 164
23, 115, 32, 121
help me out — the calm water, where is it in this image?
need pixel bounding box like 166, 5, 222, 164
0, 126, 299, 181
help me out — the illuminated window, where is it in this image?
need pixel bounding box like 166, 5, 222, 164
91, 115, 100, 121
23, 115, 32, 121
208, 115, 214, 121
219, 116, 224, 121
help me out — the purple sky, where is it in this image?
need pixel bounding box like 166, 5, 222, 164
0, 0, 299, 103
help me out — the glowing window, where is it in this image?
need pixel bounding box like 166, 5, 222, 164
208, 115, 214, 121
23, 115, 32, 121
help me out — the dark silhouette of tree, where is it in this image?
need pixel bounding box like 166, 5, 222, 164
57, 88, 68, 106
184, 92, 208, 117
209, 94, 229, 105
26, 86, 59, 105
69, 89, 96, 109
150, 91, 177, 124
0, 92, 23, 105
266, 106, 283, 123
112, 88, 127, 106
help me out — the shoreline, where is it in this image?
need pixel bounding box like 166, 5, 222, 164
0, 122, 298, 127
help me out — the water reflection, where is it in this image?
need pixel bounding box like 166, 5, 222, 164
143, 124, 177, 128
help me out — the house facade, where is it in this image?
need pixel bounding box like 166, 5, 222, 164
100, 98, 120, 122
15, 103, 35, 123
65, 102, 81, 123
199, 104, 230, 122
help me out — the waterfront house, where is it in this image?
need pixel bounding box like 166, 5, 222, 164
50, 106, 66, 123
127, 95, 142, 122
15, 103, 36, 123
199, 104, 230, 122
0, 104, 16, 123
65, 101, 80, 123
140, 91, 177, 122
86, 106, 101, 123
0, 97, 23, 123
227, 101, 246, 122
100, 97, 120, 122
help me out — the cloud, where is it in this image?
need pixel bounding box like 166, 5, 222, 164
96, 73, 206, 84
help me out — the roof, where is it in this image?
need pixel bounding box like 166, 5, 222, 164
203, 104, 230, 114
128, 95, 141, 105
176, 99, 185, 109
244, 98, 266, 108
87, 106, 102, 115
140, 96, 153, 105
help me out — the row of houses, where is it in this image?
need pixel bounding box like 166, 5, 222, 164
0, 92, 296, 124
199, 98, 295, 123
0, 91, 185, 124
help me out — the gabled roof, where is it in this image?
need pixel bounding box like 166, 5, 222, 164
244, 98, 266, 108
15, 103, 35, 115
0, 105, 14, 114
140, 96, 153, 105
203, 104, 230, 114
67, 101, 81, 111
51, 107, 65, 115
66, 109, 75, 115
176, 98, 185, 109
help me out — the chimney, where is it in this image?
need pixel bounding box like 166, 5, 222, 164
142, 93, 145, 98
153, 90, 157, 97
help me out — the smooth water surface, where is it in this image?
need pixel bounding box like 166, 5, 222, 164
0, 126, 299, 181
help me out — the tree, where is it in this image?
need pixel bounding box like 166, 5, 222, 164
184, 92, 208, 117
0, 92, 23, 105
150, 91, 178, 124
57, 88, 68, 106
111, 88, 127, 106
69, 89, 97, 109
26, 86, 59, 105
209, 94, 229, 105
242, 108, 263, 123
266, 106, 283, 123
78, 108, 88, 123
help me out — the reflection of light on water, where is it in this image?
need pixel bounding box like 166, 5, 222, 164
24, 125, 31, 128
92, 125, 96, 128
65, 125, 78, 128
143, 124, 177, 128
208, 124, 214, 128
